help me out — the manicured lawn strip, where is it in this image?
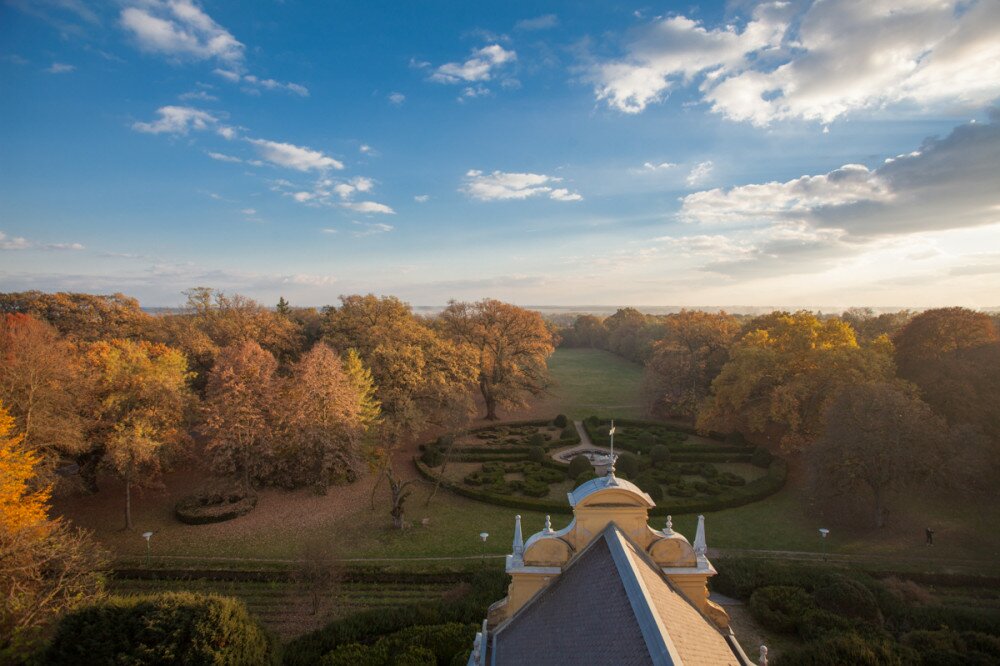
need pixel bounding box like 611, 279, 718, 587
544, 348, 646, 419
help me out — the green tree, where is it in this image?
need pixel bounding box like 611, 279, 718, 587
810, 383, 947, 527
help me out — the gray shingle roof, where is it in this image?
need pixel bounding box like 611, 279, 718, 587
488, 524, 749, 666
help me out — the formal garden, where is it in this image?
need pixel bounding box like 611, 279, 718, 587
415, 415, 787, 516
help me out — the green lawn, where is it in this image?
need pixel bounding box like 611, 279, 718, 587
543, 347, 646, 420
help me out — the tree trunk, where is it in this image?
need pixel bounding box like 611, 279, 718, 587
124, 468, 133, 531
77, 449, 102, 493
873, 488, 885, 528
479, 374, 498, 420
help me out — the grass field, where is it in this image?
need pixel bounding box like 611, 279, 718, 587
54, 349, 1000, 636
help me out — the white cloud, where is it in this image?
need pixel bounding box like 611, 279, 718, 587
1, 230, 83, 251
685, 161, 714, 187
241, 208, 256, 215
179, 89, 218, 101
388, 92, 405, 104
462, 169, 582, 202
414, 194, 429, 203
516, 14, 558, 31
214, 69, 309, 96
673, 115, 1000, 276
351, 221, 394, 237
343, 201, 396, 215
590, 0, 1000, 125
321, 228, 338, 234
430, 44, 516, 84
132, 105, 226, 135
359, 144, 372, 154
45, 62, 75, 74
120, 0, 244, 63
206, 151, 242, 163
247, 138, 344, 171
640, 161, 677, 172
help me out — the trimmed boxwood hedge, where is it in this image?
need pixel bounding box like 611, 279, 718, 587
415, 456, 787, 516
175, 492, 258, 525
45, 592, 275, 665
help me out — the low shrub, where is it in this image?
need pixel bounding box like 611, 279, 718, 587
633, 471, 663, 502
553, 414, 568, 428
575, 470, 598, 486
616, 451, 643, 478
45, 592, 275, 665
650, 444, 671, 467
749, 585, 817, 634
697, 462, 719, 478
528, 446, 546, 463
175, 492, 257, 525
814, 575, 883, 626
635, 431, 657, 453
716, 472, 746, 486
559, 425, 578, 441
420, 446, 444, 467
522, 480, 550, 497
650, 468, 680, 485
693, 481, 723, 496
773, 633, 913, 666
667, 482, 697, 497
527, 433, 545, 447
751, 446, 774, 468
568, 454, 594, 480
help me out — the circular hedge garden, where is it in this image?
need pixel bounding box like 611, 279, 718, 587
415, 416, 786, 516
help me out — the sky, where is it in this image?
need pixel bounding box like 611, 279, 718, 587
1, 0, 999, 309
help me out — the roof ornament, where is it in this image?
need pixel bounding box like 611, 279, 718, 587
512, 515, 524, 560
606, 419, 619, 486
480, 619, 489, 666
663, 515, 674, 536
544, 515, 554, 533
694, 514, 708, 566
759, 645, 768, 665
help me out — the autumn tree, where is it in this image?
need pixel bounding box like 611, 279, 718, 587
440, 299, 554, 421
643, 310, 741, 420
156, 288, 302, 388
892, 308, 1000, 441
324, 295, 475, 527
565, 314, 608, 348
278, 342, 374, 493
0, 402, 107, 660
809, 383, 947, 528
604, 308, 651, 362
0, 291, 153, 341
0, 314, 90, 483
202, 341, 277, 496
84, 340, 192, 529
698, 311, 895, 451
840, 308, 913, 343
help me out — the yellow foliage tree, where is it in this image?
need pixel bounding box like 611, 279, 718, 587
1, 401, 108, 660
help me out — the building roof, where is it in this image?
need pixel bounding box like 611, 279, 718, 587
567, 473, 655, 508
488, 523, 749, 666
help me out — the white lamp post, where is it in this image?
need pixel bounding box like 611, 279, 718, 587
479, 532, 489, 562
142, 531, 154, 566
818, 528, 829, 560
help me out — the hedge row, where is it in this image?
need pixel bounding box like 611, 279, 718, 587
284, 570, 508, 666
414, 457, 787, 516
45, 592, 276, 665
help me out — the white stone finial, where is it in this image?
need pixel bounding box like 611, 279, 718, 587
663, 515, 674, 536
694, 514, 708, 564
759, 645, 768, 666
606, 419, 618, 485
544, 515, 553, 533
512, 515, 524, 559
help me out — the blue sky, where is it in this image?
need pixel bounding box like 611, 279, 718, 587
1, 0, 999, 308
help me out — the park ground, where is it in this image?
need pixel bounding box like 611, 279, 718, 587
51, 348, 1000, 644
